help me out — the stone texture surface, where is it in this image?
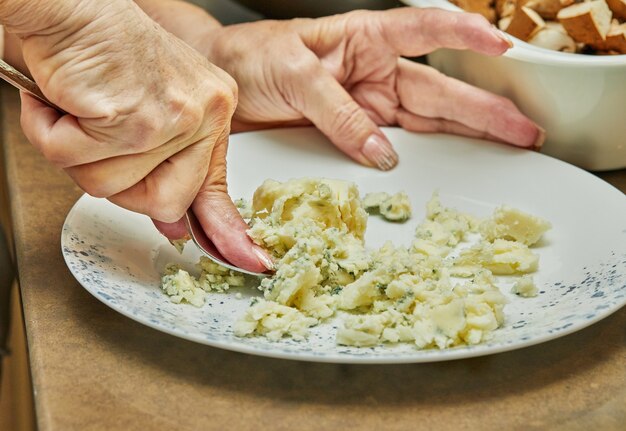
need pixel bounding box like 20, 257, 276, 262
2, 87, 625, 431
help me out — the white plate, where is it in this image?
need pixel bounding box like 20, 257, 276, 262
62, 127, 626, 363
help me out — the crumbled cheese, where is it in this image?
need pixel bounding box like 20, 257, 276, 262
362, 192, 390, 210
480, 206, 551, 246
424, 191, 479, 246
453, 239, 539, 276
160, 178, 551, 350
160, 258, 245, 306
196, 256, 245, 293
234, 198, 253, 219
169, 237, 189, 254
160, 264, 206, 307
511, 275, 538, 297
234, 299, 317, 341
363, 191, 412, 222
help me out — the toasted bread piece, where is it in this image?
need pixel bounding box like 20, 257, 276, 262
506, 6, 546, 40
525, 0, 575, 19
450, 0, 497, 23
496, 0, 518, 17
498, 15, 514, 30
606, 0, 626, 20
528, 22, 578, 51
558, 0, 612, 45
590, 21, 626, 53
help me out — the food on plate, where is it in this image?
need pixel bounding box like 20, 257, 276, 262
362, 191, 412, 222
479, 205, 552, 245
160, 258, 245, 307
160, 178, 551, 350
452, 0, 626, 54
511, 275, 538, 297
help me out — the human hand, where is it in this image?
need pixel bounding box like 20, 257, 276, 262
3, 0, 270, 272
204, 7, 544, 170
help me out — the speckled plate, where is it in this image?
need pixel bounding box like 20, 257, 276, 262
62, 127, 626, 363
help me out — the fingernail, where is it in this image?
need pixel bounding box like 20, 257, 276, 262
492, 25, 513, 48
252, 246, 274, 271
361, 134, 398, 171
532, 126, 546, 152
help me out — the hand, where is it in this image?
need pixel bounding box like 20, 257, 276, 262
204, 8, 544, 170
3, 0, 270, 272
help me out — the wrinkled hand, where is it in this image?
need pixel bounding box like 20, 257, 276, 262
205, 7, 543, 170
5, 0, 270, 272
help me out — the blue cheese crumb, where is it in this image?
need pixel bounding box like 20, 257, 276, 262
511, 275, 538, 297
169, 237, 189, 254
160, 178, 551, 349
234, 299, 317, 341
160, 264, 206, 307
196, 257, 245, 293
363, 191, 412, 222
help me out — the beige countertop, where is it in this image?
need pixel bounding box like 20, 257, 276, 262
2, 87, 625, 430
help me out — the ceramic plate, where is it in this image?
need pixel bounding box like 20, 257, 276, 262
62, 128, 626, 363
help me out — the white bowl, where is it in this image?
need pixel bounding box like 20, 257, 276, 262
403, 0, 626, 171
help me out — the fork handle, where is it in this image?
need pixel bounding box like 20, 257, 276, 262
0, 59, 66, 114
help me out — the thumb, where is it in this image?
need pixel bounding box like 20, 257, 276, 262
192, 131, 273, 273
152, 216, 188, 241
279, 48, 398, 170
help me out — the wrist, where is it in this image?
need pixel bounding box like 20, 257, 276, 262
0, 0, 130, 38
135, 0, 222, 58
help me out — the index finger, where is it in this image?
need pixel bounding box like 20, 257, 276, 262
369, 7, 512, 57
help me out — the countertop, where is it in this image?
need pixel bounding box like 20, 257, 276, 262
2, 87, 625, 431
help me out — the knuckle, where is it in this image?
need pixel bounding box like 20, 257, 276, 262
68, 166, 127, 199
20, 114, 50, 154
27, 134, 68, 166
466, 12, 490, 28
147, 192, 188, 223
216, 69, 238, 104
489, 95, 517, 116
282, 50, 319, 78
328, 101, 367, 138
209, 84, 237, 119
127, 115, 161, 153
143, 175, 194, 223
150, 206, 185, 224
344, 9, 372, 22
173, 101, 205, 134
41, 145, 72, 167
226, 75, 239, 107
72, 174, 116, 199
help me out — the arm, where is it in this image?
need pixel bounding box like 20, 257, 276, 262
0, 0, 270, 272
1, 0, 221, 73
134, 0, 222, 57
